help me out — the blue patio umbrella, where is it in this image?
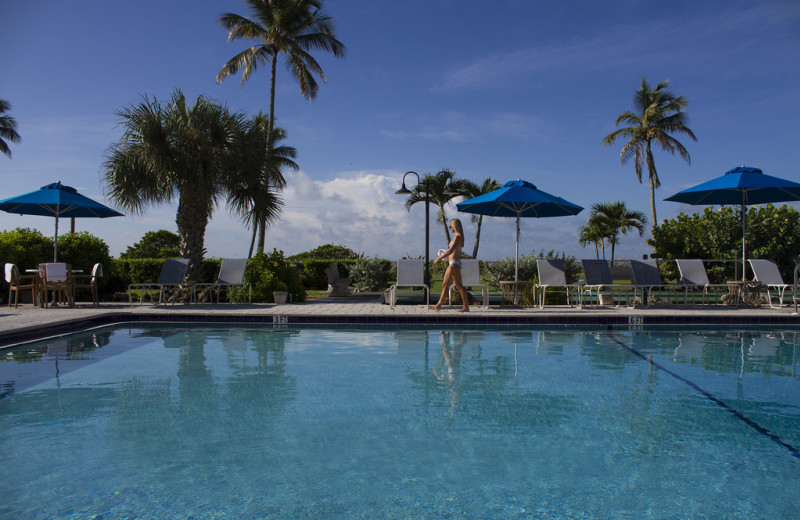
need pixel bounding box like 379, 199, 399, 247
456, 179, 583, 281
665, 166, 800, 280
0, 181, 123, 261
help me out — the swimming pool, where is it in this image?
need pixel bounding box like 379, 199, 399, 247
1, 325, 798, 519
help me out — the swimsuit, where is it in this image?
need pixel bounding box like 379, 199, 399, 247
448, 244, 463, 266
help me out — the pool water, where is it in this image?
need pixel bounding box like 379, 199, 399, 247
1, 326, 799, 519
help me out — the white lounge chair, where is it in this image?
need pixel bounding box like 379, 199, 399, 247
534, 259, 580, 308
748, 259, 790, 308
448, 259, 488, 308
193, 258, 251, 303
676, 259, 727, 305
388, 259, 429, 308
129, 258, 190, 305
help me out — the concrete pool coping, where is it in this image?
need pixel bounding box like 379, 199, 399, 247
1, 295, 799, 347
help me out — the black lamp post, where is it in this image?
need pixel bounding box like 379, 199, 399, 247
396, 171, 431, 286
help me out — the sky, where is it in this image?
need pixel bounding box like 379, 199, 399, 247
2, 0, 799, 262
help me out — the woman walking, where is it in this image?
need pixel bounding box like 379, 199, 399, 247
429, 218, 469, 312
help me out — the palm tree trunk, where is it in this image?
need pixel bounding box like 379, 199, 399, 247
257, 50, 279, 257
646, 142, 658, 228
438, 205, 451, 244
472, 215, 483, 258
175, 190, 210, 282
248, 226, 257, 259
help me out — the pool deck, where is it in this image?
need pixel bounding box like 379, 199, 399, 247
1, 292, 799, 347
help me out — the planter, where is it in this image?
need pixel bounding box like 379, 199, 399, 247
599, 293, 614, 306
273, 291, 288, 305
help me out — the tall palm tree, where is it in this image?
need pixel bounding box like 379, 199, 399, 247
227, 113, 297, 258
449, 176, 501, 257
590, 201, 647, 262
403, 169, 460, 244
0, 99, 21, 158
217, 0, 346, 250
103, 89, 245, 281
602, 78, 697, 228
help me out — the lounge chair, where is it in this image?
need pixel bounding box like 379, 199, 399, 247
676, 259, 727, 305
4, 263, 38, 308
580, 259, 634, 307
534, 259, 580, 308
193, 258, 251, 303
71, 263, 103, 306
628, 259, 681, 306
129, 258, 190, 305
324, 262, 351, 297
748, 259, 790, 308
448, 259, 488, 308
388, 259, 429, 308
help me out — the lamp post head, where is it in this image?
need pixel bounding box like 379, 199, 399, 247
395, 184, 412, 195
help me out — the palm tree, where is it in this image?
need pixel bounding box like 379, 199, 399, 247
103, 89, 246, 281
403, 169, 461, 244
217, 0, 346, 250
0, 99, 21, 158
589, 201, 647, 262
449, 176, 501, 257
602, 78, 697, 228
227, 114, 297, 258
578, 222, 605, 259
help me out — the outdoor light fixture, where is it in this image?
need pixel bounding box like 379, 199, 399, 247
396, 171, 431, 286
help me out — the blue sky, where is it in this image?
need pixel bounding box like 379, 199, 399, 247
2, 0, 799, 261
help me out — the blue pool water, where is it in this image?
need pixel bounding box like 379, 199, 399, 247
1, 325, 799, 519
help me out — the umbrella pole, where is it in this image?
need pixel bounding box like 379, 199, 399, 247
741, 202, 746, 281
514, 215, 520, 304
54, 216, 59, 262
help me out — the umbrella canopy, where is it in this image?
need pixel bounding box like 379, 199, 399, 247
0, 181, 123, 261
665, 166, 800, 280
456, 179, 583, 281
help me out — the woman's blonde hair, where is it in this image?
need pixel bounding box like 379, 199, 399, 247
449, 218, 464, 236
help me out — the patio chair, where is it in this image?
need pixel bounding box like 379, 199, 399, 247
534, 259, 580, 308
388, 259, 429, 308
580, 259, 634, 307
324, 262, 351, 297
448, 259, 488, 308
192, 258, 251, 304
628, 259, 682, 306
129, 258, 190, 305
676, 259, 727, 305
748, 259, 791, 308
4, 263, 38, 308
71, 263, 103, 306
40, 262, 73, 308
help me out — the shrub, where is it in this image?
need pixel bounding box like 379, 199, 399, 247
484, 250, 581, 289
0, 228, 53, 269
245, 250, 305, 303
120, 230, 181, 259
289, 243, 361, 261
348, 257, 391, 292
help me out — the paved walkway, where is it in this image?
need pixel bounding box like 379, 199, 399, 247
1, 293, 798, 347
